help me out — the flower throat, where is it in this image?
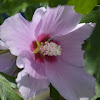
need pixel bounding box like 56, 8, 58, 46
34, 41, 62, 56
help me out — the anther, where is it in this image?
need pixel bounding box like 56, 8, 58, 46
40, 41, 62, 56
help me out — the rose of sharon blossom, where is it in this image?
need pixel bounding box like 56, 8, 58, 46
0, 6, 95, 100
0, 40, 16, 75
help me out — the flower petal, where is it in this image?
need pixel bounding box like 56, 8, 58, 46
16, 51, 49, 99
0, 52, 16, 75
45, 58, 95, 100
31, 7, 46, 38
0, 13, 34, 56
38, 5, 81, 37
0, 40, 7, 50
53, 23, 95, 67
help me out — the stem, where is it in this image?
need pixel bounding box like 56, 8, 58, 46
0, 50, 10, 55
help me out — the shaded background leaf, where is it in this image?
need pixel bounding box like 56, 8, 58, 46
0, 0, 47, 15
80, 10, 100, 23
25, 4, 40, 21
0, 72, 17, 88
83, 19, 100, 99
0, 73, 23, 100
67, 0, 99, 14
48, 0, 67, 7
0, 0, 99, 15
0, 14, 4, 24
50, 84, 62, 100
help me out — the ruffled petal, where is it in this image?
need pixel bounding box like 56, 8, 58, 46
45, 58, 95, 100
38, 6, 81, 37
16, 51, 49, 99
0, 13, 34, 56
53, 23, 95, 67
0, 52, 16, 75
0, 40, 7, 50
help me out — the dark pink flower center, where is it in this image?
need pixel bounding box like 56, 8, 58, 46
30, 34, 61, 63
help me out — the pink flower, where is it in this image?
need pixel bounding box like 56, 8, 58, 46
0, 6, 95, 100
0, 40, 16, 75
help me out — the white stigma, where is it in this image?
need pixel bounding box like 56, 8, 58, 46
39, 41, 62, 56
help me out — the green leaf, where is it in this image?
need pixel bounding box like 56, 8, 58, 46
0, 0, 28, 15
0, 0, 98, 16
83, 19, 100, 99
67, 0, 98, 15
80, 10, 100, 23
25, 4, 40, 21
48, 0, 98, 14
84, 19, 100, 80
40, 2, 48, 8
91, 81, 100, 100
50, 84, 61, 100
48, 0, 67, 7
0, 73, 23, 100
0, 0, 47, 15
0, 72, 17, 88
0, 14, 4, 25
